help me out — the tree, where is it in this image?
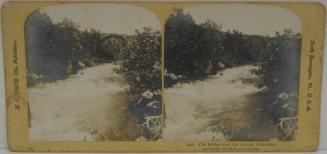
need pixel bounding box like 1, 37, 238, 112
26, 11, 88, 86
44, 18, 82, 74
118, 28, 161, 93
80, 29, 103, 65
165, 9, 224, 78
26, 10, 54, 86
165, 9, 198, 76
259, 29, 301, 94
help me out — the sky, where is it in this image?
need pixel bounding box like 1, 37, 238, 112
40, 4, 301, 36
184, 4, 302, 36
40, 4, 161, 35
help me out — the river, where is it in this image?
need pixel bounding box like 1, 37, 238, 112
28, 64, 141, 141
28, 64, 279, 141
163, 65, 279, 141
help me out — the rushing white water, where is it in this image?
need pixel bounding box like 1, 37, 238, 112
28, 64, 132, 141
162, 65, 267, 141
29, 64, 274, 141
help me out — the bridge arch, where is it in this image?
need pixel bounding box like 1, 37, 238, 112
95, 34, 130, 61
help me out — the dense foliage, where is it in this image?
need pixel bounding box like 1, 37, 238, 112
27, 9, 301, 101
26, 11, 103, 86
27, 8, 301, 141
165, 10, 301, 140
117, 28, 161, 93
258, 30, 301, 94
164, 9, 301, 96
26, 10, 162, 140
26, 10, 161, 94
165, 10, 224, 77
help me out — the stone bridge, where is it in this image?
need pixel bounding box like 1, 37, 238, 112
96, 34, 131, 60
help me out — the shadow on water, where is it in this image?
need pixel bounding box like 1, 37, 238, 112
78, 91, 144, 141
207, 91, 280, 141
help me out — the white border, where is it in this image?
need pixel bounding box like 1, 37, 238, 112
0, 0, 326, 153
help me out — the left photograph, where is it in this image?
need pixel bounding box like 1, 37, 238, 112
26, 4, 162, 141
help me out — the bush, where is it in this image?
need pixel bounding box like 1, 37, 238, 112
117, 28, 161, 93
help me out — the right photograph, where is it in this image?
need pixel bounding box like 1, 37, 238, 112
163, 4, 302, 141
